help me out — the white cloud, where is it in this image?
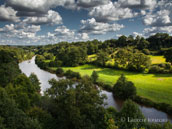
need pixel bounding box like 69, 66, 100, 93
143, 26, 172, 36
54, 26, 75, 37
143, 10, 171, 26
132, 32, 143, 37
79, 33, 89, 40
143, 0, 172, 27
119, 0, 157, 9
80, 18, 124, 34
89, 1, 137, 22
0, 5, 20, 22
23, 10, 62, 25
0, 23, 41, 39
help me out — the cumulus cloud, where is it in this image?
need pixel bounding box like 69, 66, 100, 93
0, 23, 41, 39
23, 10, 62, 25
143, 26, 172, 36
119, 0, 157, 9
143, 10, 171, 26
132, 32, 143, 38
54, 26, 75, 37
89, 1, 137, 22
78, 33, 89, 40
80, 18, 124, 34
6, 0, 75, 16
0, 5, 20, 22
142, 0, 172, 27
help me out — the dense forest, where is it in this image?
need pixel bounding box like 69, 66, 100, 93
1, 33, 172, 129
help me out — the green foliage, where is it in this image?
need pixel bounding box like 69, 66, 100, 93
27, 107, 56, 129
0, 88, 41, 129
46, 77, 108, 129
96, 50, 110, 67
0, 50, 21, 87
56, 67, 64, 76
91, 70, 99, 83
29, 73, 41, 92
164, 48, 172, 64
64, 70, 81, 79
56, 45, 87, 66
5, 74, 40, 111
114, 48, 151, 72
117, 100, 147, 129
113, 74, 136, 100
147, 33, 171, 50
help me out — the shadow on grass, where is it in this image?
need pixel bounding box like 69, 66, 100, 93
80, 64, 172, 78
80, 65, 99, 70
153, 73, 172, 77
96, 68, 141, 76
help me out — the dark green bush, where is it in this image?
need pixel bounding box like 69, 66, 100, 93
56, 68, 64, 76
64, 70, 81, 79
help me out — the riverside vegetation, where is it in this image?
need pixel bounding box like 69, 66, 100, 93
1, 33, 172, 129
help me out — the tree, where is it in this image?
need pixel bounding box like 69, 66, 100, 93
113, 74, 136, 100
56, 67, 64, 76
96, 50, 110, 67
0, 88, 41, 129
27, 107, 56, 129
164, 48, 172, 64
29, 73, 41, 93
117, 35, 127, 47
128, 52, 151, 72
6, 74, 40, 111
91, 71, 99, 83
0, 50, 21, 87
46, 77, 108, 129
117, 100, 147, 129
114, 49, 132, 69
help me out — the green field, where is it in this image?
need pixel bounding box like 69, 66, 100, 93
50, 64, 172, 106
149, 55, 166, 64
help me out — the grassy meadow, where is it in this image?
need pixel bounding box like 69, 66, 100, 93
49, 55, 172, 106
149, 55, 166, 64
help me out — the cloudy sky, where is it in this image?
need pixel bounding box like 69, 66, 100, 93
0, 0, 171, 45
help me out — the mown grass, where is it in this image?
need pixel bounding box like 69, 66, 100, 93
50, 64, 172, 106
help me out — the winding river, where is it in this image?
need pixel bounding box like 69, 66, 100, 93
19, 56, 172, 123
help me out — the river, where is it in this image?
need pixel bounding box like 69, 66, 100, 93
19, 56, 172, 123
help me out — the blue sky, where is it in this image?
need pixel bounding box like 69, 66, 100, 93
0, 0, 171, 45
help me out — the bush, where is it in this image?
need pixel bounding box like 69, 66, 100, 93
142, 49, 150, 55
91, 71, 99, 83
56, 68, 64, 76
149, 63, 171, 73
64, 70, 81, 79
113, 74, 136, 100
49, 61, 62, 67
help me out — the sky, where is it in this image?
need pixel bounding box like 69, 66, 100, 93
0, 0, 172, 45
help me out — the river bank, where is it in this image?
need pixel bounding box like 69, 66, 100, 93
19, 56, 172, 123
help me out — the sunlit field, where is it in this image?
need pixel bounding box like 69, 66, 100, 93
50, 64, 172, 106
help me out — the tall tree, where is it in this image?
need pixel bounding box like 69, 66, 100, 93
164, 48, 172, 64
113, 74, 136, 100
91, 71, 99, 83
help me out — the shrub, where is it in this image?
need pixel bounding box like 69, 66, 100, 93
142, 49, 150, 55
64, 70, 81, 79
49, 61, 62, 67
113, 74, 136, 100
56, 68, 64, 76
91, 71, 99, 83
